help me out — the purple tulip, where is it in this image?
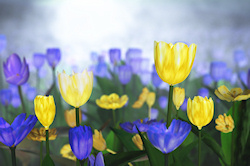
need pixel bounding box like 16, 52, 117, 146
158, 96, 168, 109
118, 65, 132, 85
0, 35, 7, 53
224, 68, 233, 81
88, 152, 105, 166
130, 58, 142, 74
247, 69, 250, 89
210, 61, 227, 82
140, 58, 150, 72
140, 71, 151, 85
198, 88, 209, 97
90, 52, 98, 63
3, 54, 29, 85
0, 89, 12, 106
202, 74, 213, 86
33, 53, 45, 69
109, 48, 121, 64
46, 48, 61, 68
126, 48, 142, 63
98, 55, 105, 64
234, 50, 247, 68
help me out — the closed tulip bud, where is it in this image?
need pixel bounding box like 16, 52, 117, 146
173, 87, 185, 110
93, 129, 106, 151
34, 95, 56, 130
132, 134, 143, 150
187, 96, 214, 130
154, 41, 196, 85
64, 109, 82, 128
58, 70, 93, 108
146, 92, 156, 108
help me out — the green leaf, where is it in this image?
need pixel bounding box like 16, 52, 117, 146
106, 130, 115, 152
96, 76, 122, 95
104, 151, 146, 166
111, 128, 138, 151
137, 127, 164, 166
42, 154, 55, 166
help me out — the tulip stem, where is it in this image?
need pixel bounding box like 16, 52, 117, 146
10, 146, 16, 166
176, 109, 179, 119
36, 69, 40, 92
76, 160, 80, 166
40, 141, 43, 165
75, 107, 80, 127
18, 85, 26, 113
148, 106, 151, 120
231, 102, 235, 166
198, 129, 201, 166
112, 110, 116, 126
166, 85, 174, 127
106, 148, 117, 154
165, 154, 168, 166
46, 129, 50, 155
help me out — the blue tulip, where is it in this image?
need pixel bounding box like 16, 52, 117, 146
224, 68, 233, 82
120, 118, 163, 134
210, 61, 227, 82
33, 53, 45, 69
46, 48, 61, 68
69, 126, 93, 160
109, 48, 121, 64
140, 58, 150, 72
140, 71, 151, 86
198, 88, 209, 98
180, 98, 188, 111
202, 74, 213, 86
118, 65, 132, 85
234, 50, 247, 68
0, 113, 37, 147
147, 119, 191, 154
158, 96, 168, 109
0, 35, 7, 53
0, 89, 12, 106
125, 48, 142, 63
88, 152, 105, 166
90, 52, 98, 63
130, 58, 142, 74
3, 54, 30, 85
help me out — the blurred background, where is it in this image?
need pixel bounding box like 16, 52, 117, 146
0, 0, 250, 165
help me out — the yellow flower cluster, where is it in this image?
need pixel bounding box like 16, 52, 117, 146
96, 93, 128, 110
215, 113, 234, 133
132, 87, 155, 109
215, 85, 250, 102
27, 128, 57, 142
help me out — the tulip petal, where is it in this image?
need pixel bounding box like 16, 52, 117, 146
0, 117, 10, 128
11, 113, 26, 131
95, 152, 104, 166
0, 127, 15, 147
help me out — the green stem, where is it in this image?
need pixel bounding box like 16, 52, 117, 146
122, 84, 126, 122
10, 146, 16, 166
199, 129, 201, 166
112, 109, 116, 126
75, 107, 80, 127
40, 141, 43, 165
76, 159, 80, 166
36, 69, 40, 92
231, 102, 235, 166
18, 85, 26, 113
176, 109, 179, 119
165, 154, 168, 166
52, 67, 56, 85
166, 85, 174, 127
148, 106, 151, 120
46, 129, 49, 155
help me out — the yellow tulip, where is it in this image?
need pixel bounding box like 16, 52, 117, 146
132, 87, 149, 109
34, 95, 56, 130
154, 41, 197, 85
93, 129, 107, 151
146, 92, 156, 108
215, 85, 250, 102
60, 144, 76, 161
27, 128, 57, 142
173, 87, 185, 110
187, 96, 214, 130
215, 113, 234, 133
132, 134, 143, 150
64, 108, 82, 128
96, 93, 128, 110
58, 70, 93, 108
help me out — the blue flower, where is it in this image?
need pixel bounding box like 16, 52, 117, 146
125, 48, 142, 63
248, 69, 250, 89
180, 98, 188, 111
120, 118, 163, 134
158, 96, 168, 109
33, 53, 45, 69
129, 58, 142, 74
147, 119, 191, 154
46, 48, 61, 68
239, 71, 247, 86
118, 65, 132, 85
151, 108, 159, 119
0, 113, 37, 147
3, 54, 30, 85
26, 87, 36, 101
0, 89, 12, 106
198, 88, 209, 98
152, 71, 162, 88
0, 35, 7, 53
69, 126, 93, 160
234, 50, 247, 68
11, 95, 21, 108
202, 74, 213, 86
210, 61, 227, 82
109, 48, 121, 64
88, 152, 105, 166
224, 68, 233, 82
140, 71, 151, 86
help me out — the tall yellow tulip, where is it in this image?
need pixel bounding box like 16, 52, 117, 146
187, 96, 214, 130
34, 95, 56, 130
154, 41, 197, 85
58, 70, 93, 108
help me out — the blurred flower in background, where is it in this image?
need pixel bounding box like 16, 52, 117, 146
152, 65, 162, 88
130, 57, 142, 74
239, 71, 248, 86
60, 144, 76, 161
0, 89, 12, 106
248, 69, 250, 89
210, 61, 227, 82
140, 71, 151, 86
46, 48, 61, 68
150, 108, 159, 119
33, 53, 45, 69
202, 74, 213, 86
118, 65, 132, 85
125, 48, 142, 64
109, 48, 121, 65
234, 50, 247, 68
198, 88, 209, 97
64, 108, 82, 128
0, 35, 6, 53
158, 96, 168, 109
180, 98, 188, 111
3, 54, 30, 85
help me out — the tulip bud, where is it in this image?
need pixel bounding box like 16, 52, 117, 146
132, 134, 143, 150
173, 87, 185, 110
93, 129, 107, 151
